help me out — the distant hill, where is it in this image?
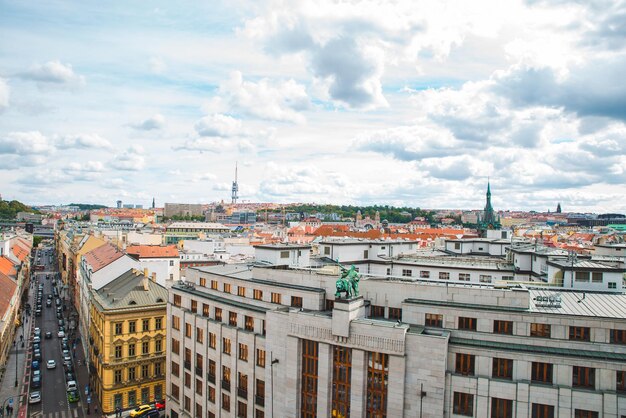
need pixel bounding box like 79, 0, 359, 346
69, 203, 108, 210
0, 199, 40, 219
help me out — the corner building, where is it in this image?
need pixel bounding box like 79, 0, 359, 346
167, 263, 626, 418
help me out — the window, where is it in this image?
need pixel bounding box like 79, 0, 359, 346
253, 289, 263, 300
532, 403, 554, 418
370, 305, 385, 318
208, 386, 215, 403
575, 271, 590, 282
238, 372, 248, 394
184, 348, 192, 370
366, 351, 388, 417
170, 260, 174, 266
609, 282, 617, 289
479, 275, 492, 283
455, 353, 475, 376
114, 369, 122, 383
155, 362, 162, 376
223, 337, 231, 355
491, 398, 513, 418
185, 323, 192, 338
492, 358, 513, 380
142, 341, 149, 354
129, 321, 136, 333
115, 322, 123, 335
425, 313, 443, 327
209, 332, 216, 349
439, 272, 450, 280
459, 273, 470, 281
238, 286, 246, 297
171, 383, 179, 400
173, 294, 181, 306
128, 343, 136, 357
388, 307, 402, 320
202, 304, 210, 317
256, 349, 266, 367
573, 366, 595, 389
245, 316, 254, 331
229, 311, 238, 326
142, 364, 149, 378
531, 362, 553, 384
155, 317, 162, 330
215, 308, 222, 321
291, 296, 303, 308
574, 410, 598, 418
208, 359, 216, 381
211, 280, 218, 290
402, 269, 413, 277
611, 329, 626, 344
280, 250, 290, 259
222, 393, 230, 412
420, 270, 430, 278
386, 268, 391, 276
239, 343, 248, 361
256, 379, 265, 406
591, 272, 602, 283
238, 401, 248, 418
190, 300, 197, 314
324, 246, 330, 255
458, 317, 477, 331
196, 328, 203, 343
332, 346, 352, 418
569, 326, 590, 341
223, 365, 231, 385
301, 340, 319, 418
616, 371, 626, 393
224, 283, 231, 293
172, 338, 180, 355
530, 323, 551, 338
493, 320, 513, 335
453, 392, 474, 416
195, 401, 202, 417
128, 366, 136, 381
271, 292, 282, 304
363, 250, 369, 258
199, 277, 206, 287
172, 315, 180, 330
128, 390, 137, 407
115, 345, 122, 358
196, 353, 203, 374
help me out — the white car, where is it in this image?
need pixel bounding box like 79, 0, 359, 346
57, 330, 65, 338
29, 391, 41, 404
47, 360, 56, 369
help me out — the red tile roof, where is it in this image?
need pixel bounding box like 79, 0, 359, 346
126, 245, 179, 259
0, 256, 17, 277
0, 271, 17, 318
11, 243, 29, 263
83, 243, 125, 272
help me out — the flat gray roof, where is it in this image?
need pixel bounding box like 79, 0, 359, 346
528, 288, 626, 319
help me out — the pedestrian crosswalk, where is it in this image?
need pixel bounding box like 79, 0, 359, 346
28, 409, 80, 418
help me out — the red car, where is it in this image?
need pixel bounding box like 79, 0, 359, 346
155, 400, 165, 411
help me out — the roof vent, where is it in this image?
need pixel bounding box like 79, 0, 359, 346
128, 300, 137, 305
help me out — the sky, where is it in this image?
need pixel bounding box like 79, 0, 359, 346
1, 0, 625, 213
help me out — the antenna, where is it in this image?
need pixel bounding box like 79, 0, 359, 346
231, 162, 239, 204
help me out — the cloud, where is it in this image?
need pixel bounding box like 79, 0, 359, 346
195, 114, 242, 137
109, 145, 145, 171
149, 56, 167, 74
18, 60, 85, 87
55, 133, 113, 149
213, 71, 310, 123
130, 114, 165, 131
63, 161, 105, 173
191, 172, 217, 182
0, 78, 9, 112
0, 131, 54, 155
417, 156, 477, 180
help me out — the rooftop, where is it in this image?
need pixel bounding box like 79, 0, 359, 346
127, 244, 179, 259
528, 288, 626, 318
167, 222, 228, 229
0, 271, 17, 317
93, 269, 168, 310
83, 243, 124, 272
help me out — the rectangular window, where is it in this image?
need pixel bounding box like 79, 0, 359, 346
238, 401, 247, 418
239, 343, 248, 361
155, 339, 162, 352
208, 386, 215, 403
142, 341, 149, 354
491, 398, 513, 418
184, 348, 191, 370
209, 333, 216, 349
128, 366, 136, 381
455, 353, 475, 376
190, 300, 197, 314
611, 329, 626, 344
459, 273, 470, 281
129, 321, 136, 333
388, 307, 402, 320
616, 371, 626, 393
532, 403, 556, 418
530, 323, 551, 338
196, 353, 203, 374
114, 369, 122, 383
143, 318, 150, 331
229, 311, 238, 326
172, 338, 180, 355
479, 275, 492, 283
402, 269, 413, 277
291, 296, 303, 308
196, 328, 203, 343
256, 349, 266, 368
420, 270, 430, 278
370, 305, 385, 318
458, 317, 477, 331
256, 379, 265, 407
238, 286, 246, 297
171, 383, 179, 400
574, 410, 598, 418
208, 360, 216, 382
199, 277, 206, 287
280, 250, 290, 259
569, 326, 590, 341
492, 358, 513, 380
172, 315, 180, 330
155, 317, 162, 330
301, 340, 319, 418
195, 401, 202, 417
115, 322, 123, 335
128, 390, 137, 407
174, 294, 181, 306
222, 393, 230, 412
215, 308, 222, 321
238, 372, 248, 394
324, 246, 330, 255
573, 366, 595, 389
493, 320, 513, 335
591, 272, 602, 283
211, 280, 218, 290
253, 289, 263, 300
531, 362, 553, 384
142, 364, 149, 378
575, 271, 590, 282
425, 313, 443, 327
453, 392, 474, 417
366, 351, 388, 417
271, 292, 282, 304
332, 346, 352, 418
224, 283, 231, 293
170, 260, 174, 266
128, 343, 136, 357
439, 272, 450, 280
223, 337, 231, 355
185, 323, 192, 338
155, 362, 162, 376
115, 345, 122, 358
202, 304, 210, 317
245, 316, 254, 331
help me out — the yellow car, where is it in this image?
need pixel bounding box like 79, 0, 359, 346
129, 405, 153, 417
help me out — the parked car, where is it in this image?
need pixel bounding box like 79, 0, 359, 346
46, 300, 52, 307
155, 399, 166, 410
129, 405, 153, 417
46, 360, 56, 369
142, 410, 159, 418
57, 330, 65, 338
31, 360, 40, 370
66, 380, 77, 391
29, 391, 41, 404
34, 328, 41, 336
45, 332, 52, 339
31, 375, 41, 389
67, 389, 79, 403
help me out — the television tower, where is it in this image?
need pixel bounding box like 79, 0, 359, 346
231, 162, 239, 204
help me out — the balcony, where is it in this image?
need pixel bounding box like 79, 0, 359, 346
208, 373, 216, 384
237, 387, 248, 398
221, 380, 231, 391
255, 395, 265, 407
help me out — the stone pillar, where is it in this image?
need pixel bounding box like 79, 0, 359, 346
317, 343, 332, 418
350, 350, 367, 418
332, 297, 366, 338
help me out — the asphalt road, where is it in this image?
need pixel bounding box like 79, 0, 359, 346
27, 246, 82, 418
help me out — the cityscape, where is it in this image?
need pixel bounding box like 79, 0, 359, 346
1, 1, 626, 418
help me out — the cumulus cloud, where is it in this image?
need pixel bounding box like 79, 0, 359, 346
0, 78, 9, 112
18, 60, 85, 88
64, 161, 105, 173
191, 172, 217, 182
195, 114, 243, 137
130, 114, 165, 131
0, 131, 54, 154
109, 145, 145, 171
55, 133, 113, 149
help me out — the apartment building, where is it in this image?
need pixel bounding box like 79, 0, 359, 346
167, 255, 626, 417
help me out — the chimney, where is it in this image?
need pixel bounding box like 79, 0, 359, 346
143, 268, 148, 278
143, 275, 150, 291
151, 272, 157, 283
